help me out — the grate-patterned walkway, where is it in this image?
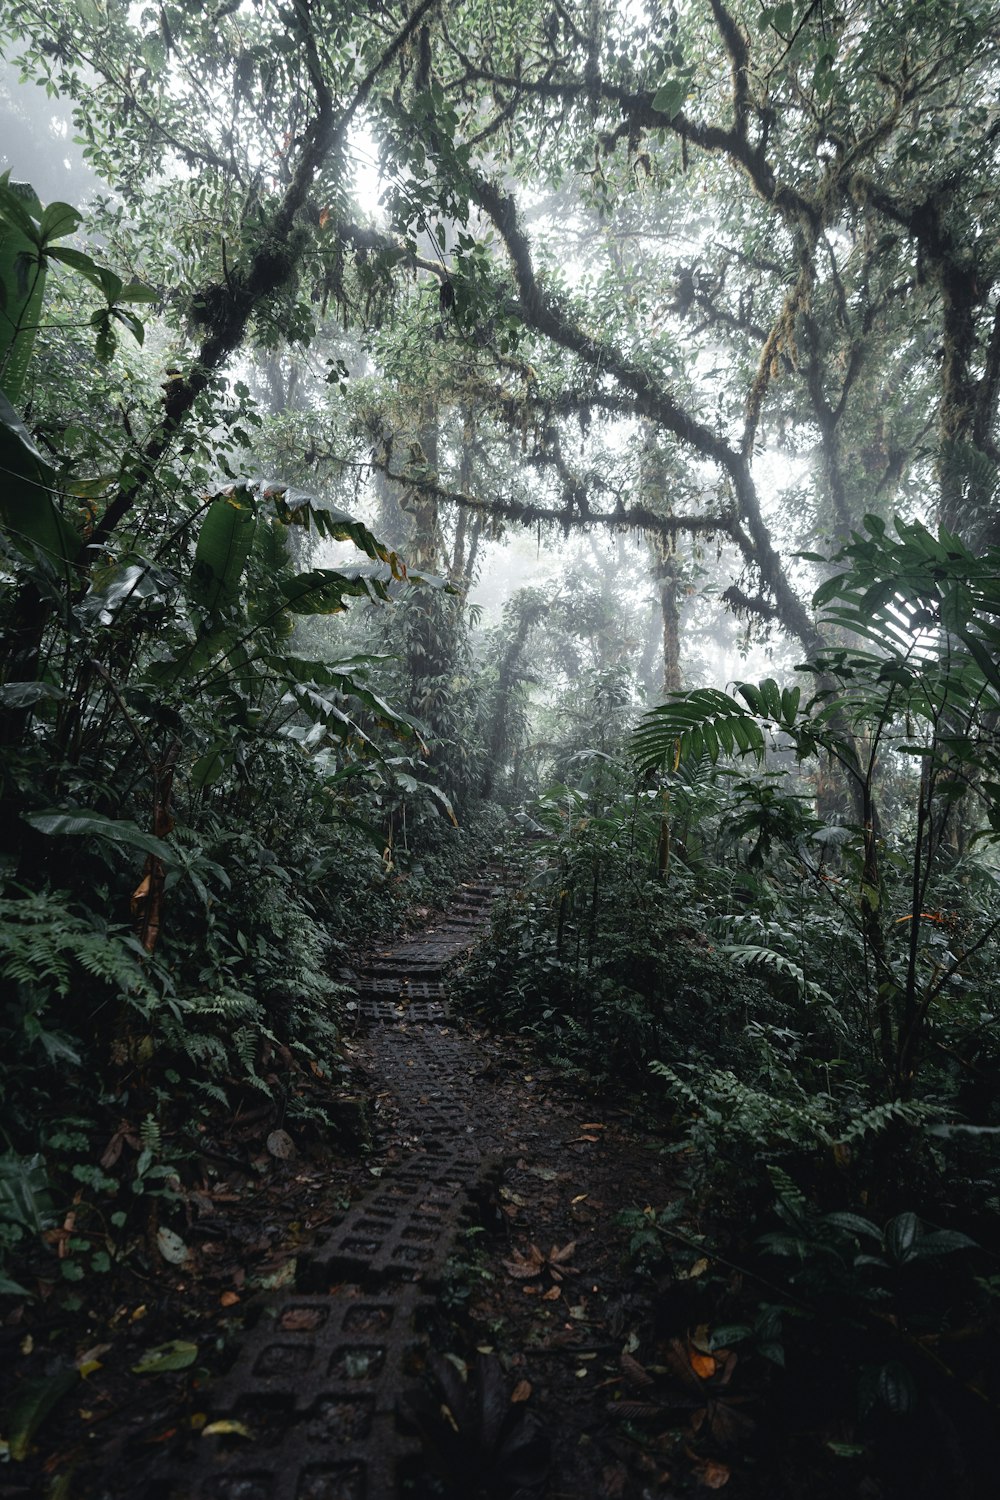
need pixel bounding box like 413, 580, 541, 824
163, 878, 501, 1500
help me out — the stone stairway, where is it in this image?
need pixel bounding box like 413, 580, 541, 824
163, 877, 500, 1500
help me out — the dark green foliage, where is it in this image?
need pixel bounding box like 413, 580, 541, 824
0, 197, 470, 1297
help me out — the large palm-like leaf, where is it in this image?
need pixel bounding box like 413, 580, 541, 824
633, 680, 800, 772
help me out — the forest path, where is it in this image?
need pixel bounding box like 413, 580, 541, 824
161, 872, 681, 1500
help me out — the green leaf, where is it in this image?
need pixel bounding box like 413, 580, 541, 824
0, 183, 41, 244
633, 688, 766, 771
0, 391, 81, 564
652, 77, 687, 119
279, 567, 390, 614
822, 1212, 882, 1241
780, 686, 801, 724
191, 746, 231, 789
0, 187, 46, 402
267, 489, 397, 566
6, 1369, 78, 1460
908, 1229, 977, 1258
0, 1271, 33, 1296
38, 202, 81, 244
885, 1211, 920, 1263
0, 1153, 56, 1233
191, 490, 258, 612
119, 281, 159, 304
0, 681, 65, 707
131, 1339, 198, 1375
44, 244, 105, 283
876, 1361, 916, 1415
24, 809, 174, 863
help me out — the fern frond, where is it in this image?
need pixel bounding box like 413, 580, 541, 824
724, 944, 835, 1007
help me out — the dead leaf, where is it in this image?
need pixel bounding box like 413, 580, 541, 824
608, 1399, 664, 1419
99, 1122, 138, 1170
620, 1352, 654, 1388
694, 1458, 731, 1488
266, 1129, 295, 1160
689, 1349, 717, 1380
279, 1306, 324, 1331
542, 1285, 561, 1301
504, 1245, 546, 1280
663, 1339, 705, 1393
511, 1380, 532, 1403
156, 1226, 189, 1266
706, 1398, 755, 1446
219, 1291, 240, 1308
691, 1324, 713, 1353
601, 1463, 627, 1497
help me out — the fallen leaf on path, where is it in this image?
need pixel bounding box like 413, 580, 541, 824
251, 1257, 296, 1291
279, 1306, 323, 1330
511, 1380, 533, 1403
219, 1291, 240, 1307
156, 1226, 190, 1266
504, 1245, 546, 1279
266, 1129, 295, 1160
608, 1398, 663, 1419
504, 1241, 578, 1283
132, 1340, 198, 1375
693, 1457, 731, 1488
601, 1463, 629, 1497
620, 1351, 654, 1387
202, 1420, 253, 1439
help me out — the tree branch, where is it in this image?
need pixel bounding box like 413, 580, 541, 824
90, 0, 440, 554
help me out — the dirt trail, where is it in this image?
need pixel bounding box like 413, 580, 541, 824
154, 875, 678, 1500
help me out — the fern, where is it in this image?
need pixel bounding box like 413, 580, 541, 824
767, 1164, 817, 1234
139, 1114, 162, 1154
650, 1060, 837, 1150
839, 1099, 938, 1146
724, 944, 835, 1008
0, 893, 154, 1004
191, 1079, 229, 1107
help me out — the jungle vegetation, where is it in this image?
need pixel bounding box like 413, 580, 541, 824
0, 0, 999, 1485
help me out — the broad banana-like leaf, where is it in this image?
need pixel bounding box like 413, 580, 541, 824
25, 808, 175, 864
0, 391, 81, 566
0, 181, 45, 404
389, 767, 458, 824
262, 654, 421, 739
191, 489, 258, 612
267, 487, 404, 572
279, 567, 391, 613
